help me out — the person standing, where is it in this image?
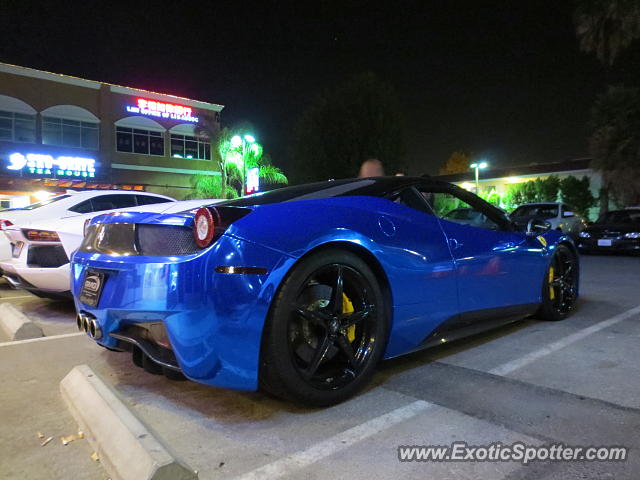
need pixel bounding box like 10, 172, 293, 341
358, 159, 385, 177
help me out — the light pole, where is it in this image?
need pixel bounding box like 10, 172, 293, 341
231, 134, 256, 196
469, 161, 488, 194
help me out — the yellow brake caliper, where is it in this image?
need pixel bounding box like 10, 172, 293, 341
548, 266, 555, 300
342, 293, 356, 342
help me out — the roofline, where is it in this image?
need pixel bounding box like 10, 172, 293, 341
0, 62, 224, 113
455, 168, 594, 184
434, 158, 594, 183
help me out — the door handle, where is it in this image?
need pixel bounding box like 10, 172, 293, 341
448, 238, 462, 250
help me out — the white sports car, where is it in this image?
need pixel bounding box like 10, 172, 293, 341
0, 190, 174, 265
0, 194, 218, 299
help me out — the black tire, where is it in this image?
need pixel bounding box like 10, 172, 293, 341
260, 249, 389, 407
536, 245, 578, 321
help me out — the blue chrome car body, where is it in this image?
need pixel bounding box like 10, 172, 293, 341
71, 179, 577, 392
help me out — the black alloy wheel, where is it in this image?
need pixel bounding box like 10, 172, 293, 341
537, 245, 578, 321
260, 249, 388, 406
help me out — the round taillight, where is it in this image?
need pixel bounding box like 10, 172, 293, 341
193, 207, 215, 248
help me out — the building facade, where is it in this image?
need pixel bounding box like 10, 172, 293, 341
0, 62, 223, 207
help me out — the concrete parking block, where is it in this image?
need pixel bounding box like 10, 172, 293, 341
60, 364, 198, 480
0, 302, 44, 340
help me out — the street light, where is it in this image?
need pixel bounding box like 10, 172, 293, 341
469, 161, 488, 194
231, 134, 256, 196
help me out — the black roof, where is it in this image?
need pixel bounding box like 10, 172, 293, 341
219, 176, 447, 207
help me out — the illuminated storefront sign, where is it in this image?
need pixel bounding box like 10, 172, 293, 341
6, 153, 96, 177
126, 98, 199, 123
246, 167, 260, 194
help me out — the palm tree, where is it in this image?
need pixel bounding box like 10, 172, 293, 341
574, 0, 640, 67
574, 0, 640, 213
190, 126, 288, 199
589, 85, 640, 209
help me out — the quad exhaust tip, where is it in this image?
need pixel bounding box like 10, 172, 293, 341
76, 313, 102, 340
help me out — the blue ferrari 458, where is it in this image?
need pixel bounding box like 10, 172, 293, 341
72, 177, 579, 406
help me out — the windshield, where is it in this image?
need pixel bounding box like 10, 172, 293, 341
511, 204, 558, 220
597, 210, 640, 224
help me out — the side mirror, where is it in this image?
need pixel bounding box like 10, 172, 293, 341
526, 218, 551, 236
563, 211, 574, 217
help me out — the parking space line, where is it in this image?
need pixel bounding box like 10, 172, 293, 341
489, 304, 640, 376
0, 332, 84, 347
235, 304, 640, 480
235, 400, 433, 480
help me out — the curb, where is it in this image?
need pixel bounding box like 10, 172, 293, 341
0, 303, 44, 340
60, 365, 198, 480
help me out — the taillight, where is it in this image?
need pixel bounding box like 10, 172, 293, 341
193, 207, 215, 248
23, 229, 60, 242
0, 219, 13, 230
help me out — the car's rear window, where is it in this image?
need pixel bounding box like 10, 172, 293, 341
598, 210, 640, 224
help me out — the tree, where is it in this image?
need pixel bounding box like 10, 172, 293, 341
534, 175, 560, 202
187, 174, 239, 200
291, 72, 406, 182
189, 126, 288, 199
503, 176, 562, 210
559, 175, 596, 217
574, 0, 640, 67
439, 151, 472, 175
590, 85, 640, 210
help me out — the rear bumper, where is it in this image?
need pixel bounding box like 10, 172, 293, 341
0, 258, 71, 293
71, 234, 292, 391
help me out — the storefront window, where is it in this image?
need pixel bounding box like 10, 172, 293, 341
0, 110, 36, 143
170, 134, 211, 159
116, 127, 164, 156
42, 117, 99, 149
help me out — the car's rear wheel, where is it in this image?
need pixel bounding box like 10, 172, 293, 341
260, 249, 389, 406
536, 245, 578, 321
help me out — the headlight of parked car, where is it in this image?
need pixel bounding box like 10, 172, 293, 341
578, 231, 591, 238
624, 232, 640, 239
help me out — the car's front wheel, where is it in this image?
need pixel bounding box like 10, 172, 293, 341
260, 249, 389, 406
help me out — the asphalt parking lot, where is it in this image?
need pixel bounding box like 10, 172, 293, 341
1, 253, 639, 480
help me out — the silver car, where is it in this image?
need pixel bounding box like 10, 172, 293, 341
511, 202, 587, 238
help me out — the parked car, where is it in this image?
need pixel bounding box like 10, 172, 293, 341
71, 177, 579, 406
510, 202, 587, 238
0, 190, 175, 265
577, 208, 640, 254
0, 198, 220, 299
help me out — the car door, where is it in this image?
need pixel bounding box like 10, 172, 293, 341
417, 183, 549, 317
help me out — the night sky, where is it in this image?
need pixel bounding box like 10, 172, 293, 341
2, 1, 637, 176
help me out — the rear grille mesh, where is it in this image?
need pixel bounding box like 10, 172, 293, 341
79, 223, 199, 257
27, 245, 69, 268
137, 225, 199, 256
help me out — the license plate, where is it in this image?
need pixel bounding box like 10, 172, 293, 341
597, 239, 613, 247
79, 270, 106, 307
11, 242, 24, 258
